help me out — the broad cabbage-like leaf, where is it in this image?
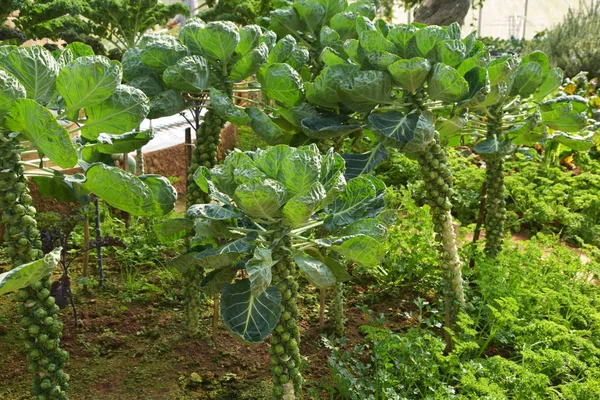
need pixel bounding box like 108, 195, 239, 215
0, 46, 60, 105
57, 56, 122, 117
5, 99, 78, 168
486, 55, 518, 86
246, 247, 277, 297
330, 12, 358, 41
509, 51, 549, 98
200, 267, 237, 295
233, 178, 286, 220
148, 90, 186, 119
458, 67, 490, 108
359, 30, 396, 54
269, 7, 304, 38
267, 35, 296, 63
342, 144, 388, 179
414, 25, 448, 57
139, 36, 189, 74
368, 111, 435, 153
186, 203, 240, 220
254, 145, 294, 179
301, 117, 361, 139
293, 253, 336, 288
339, 218, 387, 238
317, 0, 348, 21
194, 21, 240, 64
247, 107, 287, 144
163, 55, 210, 92
195, 238, 252, 270
473, 137, 516, 155
338, 70, 393, 113
139, 175, 177, 216
388, 57, 431, 94
282, 181, 327, 225
547, 131, 595, 151
210, 88, 250, 125
387, 24, 417, 59
427, 63, 469, 103
0, 69, 26, 120
331, 235, 385, 267
432, 39, 466, 68
221, 279, 282, 343
82, 130, 154, 157
533, 67, 563, 101
324, 175, 378, 230
279, 102, 319, 128
278, 146, 321, 198
82, 85, 149, 139
257, 63, 303, 107
230, 42, 269, 82
236, 25, 263, 56
0, 249, 60, 295
293, 0, 326, 34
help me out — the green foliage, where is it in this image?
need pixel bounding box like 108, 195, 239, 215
524, 2, 600, 79
14, 0, 189, 57
199, 0, 272, 25
327, 233, 600, 399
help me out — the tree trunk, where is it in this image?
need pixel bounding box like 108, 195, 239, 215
414, 0, 471, 26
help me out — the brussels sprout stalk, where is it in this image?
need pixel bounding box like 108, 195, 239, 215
482, 106, 507, 258
331, 282, 345, 337
0, 135, 70, 400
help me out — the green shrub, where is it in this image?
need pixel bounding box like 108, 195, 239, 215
523, 2, 600, 79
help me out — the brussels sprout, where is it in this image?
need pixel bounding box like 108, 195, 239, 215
37, 289, 50, 301
43, 316, 55, 326
28, 324, 41, 336
17, 288, 30, 301
40, 379, 52, 390
275, 344, 285, 355
34, 307, 48, 319
28, 349, 42, 360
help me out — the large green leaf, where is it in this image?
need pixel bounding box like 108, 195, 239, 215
148, 90, 186, 119
368, 111, 435, 153
432, 39, 466, 67
486, 55, 518, 86
195, 238, 252, 270
458, 67, 490, 108
387, 24, 417, 59
236, 25, 262, 56
278, 146, 321, 198
339, 218, 387, 238
221, 279, 282, 343
338, 70, 393, 113
320, 148, 346, 199
154, 218, 194, 243
324, 175, 377, 230
247, 107, 286, 144
139, 35, 189, 74
341, 144, 388, 179
365, 51, 400, 71
540, 98, 588, 132
246, 247, 277, 297
347, 0, 376, 18
32, 173, 89, 204
359, 30, 396, 54
293, 0, 326, 34
293, 253, 336, 288
267, 35, 296, 64
139, 175, 177, 216
436, 113, 468, 140
0, 69, 26, 121
200, 267, 238, 295
186, 203, 239, 220
82, 85, 149, 139
127, 74, 165, 97
547, 131, 595, 151
282, 181, 327, 226
254, 145, 294, 179
234, 178, 285, 220
287, 47, 311, 72
269, 7, 304, 38
195, 21, 240, 64
301, 117, 361, 139
388, 57, 431, 94
163, 55, 210, 92
230, 42, 269, 82
279, 102, 319, 128
210, 88, 250, 126
257, 63, 303, 107
82, 130, 154, 156
414, 26, 448, 57
5, 99, 78, 168
179, 18, 207, 56
57, 56, 122, 117
533, 67, 564, 101
168, 251, 203, 275
330, 12, 358, 41
0, 46, 60, 105
473, 137, 516, 155
509, 51, 549, 98
331, 235, 384, 267
324, 256, 352, 282
317, 0, 348, 21
82, 164, 156, 216
427, 63, 469, 103
0, 249, 60, 295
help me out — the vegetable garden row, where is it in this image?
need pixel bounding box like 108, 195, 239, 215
1, 0, 600, 399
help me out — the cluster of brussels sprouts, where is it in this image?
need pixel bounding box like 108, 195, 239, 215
181, 268, 205, 336
331, 282, 345, 337
269, 238, 303, 399
0, 135, 69, 400
186, 110, 224, 206
17, 280, 69, 400
0, 137, 43, 266
483, 108, 507, 258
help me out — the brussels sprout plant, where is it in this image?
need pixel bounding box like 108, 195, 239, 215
160, 144, 387, 399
